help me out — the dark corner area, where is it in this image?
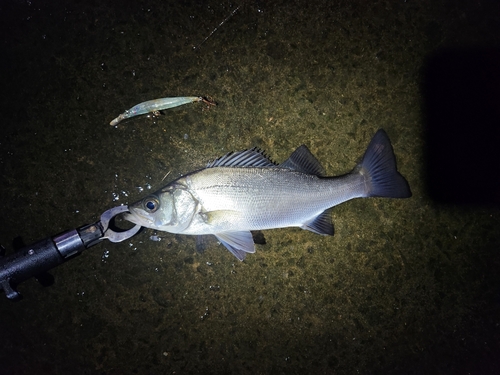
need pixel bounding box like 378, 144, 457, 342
422, 47, 500, 207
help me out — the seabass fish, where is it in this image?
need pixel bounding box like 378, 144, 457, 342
125, 129, 411, 260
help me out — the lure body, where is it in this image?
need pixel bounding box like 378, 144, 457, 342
110, 96, 201, 125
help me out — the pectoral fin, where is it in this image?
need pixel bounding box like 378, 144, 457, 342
202, 210, 243, 226
214, 231, 255, 261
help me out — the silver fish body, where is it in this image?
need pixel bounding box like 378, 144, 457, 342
125, 129, 411, 260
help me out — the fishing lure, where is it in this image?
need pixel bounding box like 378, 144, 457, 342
109, 96, 215, 126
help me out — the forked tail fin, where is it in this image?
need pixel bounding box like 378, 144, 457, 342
359, 129, 412, 198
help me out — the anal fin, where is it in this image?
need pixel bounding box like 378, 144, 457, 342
301, 209, 335, 235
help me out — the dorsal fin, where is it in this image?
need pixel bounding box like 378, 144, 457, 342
206, 148, 276, 168
280, 145, 325, 176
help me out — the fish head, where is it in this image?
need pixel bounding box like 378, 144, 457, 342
125, 185, 198, 233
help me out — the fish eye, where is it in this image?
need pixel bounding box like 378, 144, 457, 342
143, 197, 160, 212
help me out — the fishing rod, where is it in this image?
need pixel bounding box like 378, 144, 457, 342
0, 205, 141, 301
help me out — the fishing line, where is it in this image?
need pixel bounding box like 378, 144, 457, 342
193, 4, 241, 51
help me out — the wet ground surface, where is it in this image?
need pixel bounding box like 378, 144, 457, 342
0, 0, 499, 374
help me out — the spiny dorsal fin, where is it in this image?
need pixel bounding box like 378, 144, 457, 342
280, 145, 325, 176
207, 148, 276, 168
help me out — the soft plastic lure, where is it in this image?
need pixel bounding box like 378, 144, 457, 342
110, 96, 212, 126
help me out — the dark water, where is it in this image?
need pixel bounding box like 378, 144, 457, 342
1, 0, 499, 374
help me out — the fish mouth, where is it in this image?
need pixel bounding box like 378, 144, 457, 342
123, 208, 151, 227
122, 211, 136, 224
